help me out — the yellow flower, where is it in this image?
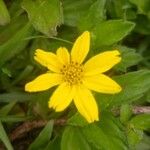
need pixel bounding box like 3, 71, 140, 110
25, 31, 122, 123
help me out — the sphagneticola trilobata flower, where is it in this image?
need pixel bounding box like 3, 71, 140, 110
25, 31, 122, 123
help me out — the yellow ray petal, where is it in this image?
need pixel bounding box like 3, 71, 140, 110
84, 50, 121, 76
74, 85, 99, 123
34, 49, 62, 73
83, 74, 122, 94
25, 73, 62, 92
48, 83, 75, 112
56, 47, 70, 65
71, 31, 90, 64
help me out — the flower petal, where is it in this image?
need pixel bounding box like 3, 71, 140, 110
71, 31, 90, 64
48, 83, 75, 112
56, 47, 70, 65
34, 49, 62, 72
83, 74, 122, 94
74, 85, 99, 123
25, 73, 62, 92
84, 50, 121, 76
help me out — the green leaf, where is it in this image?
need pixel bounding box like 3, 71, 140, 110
44, 136, 61, 150
12, 65, 34, 85
1, 67, 12, 77
120, 104, 132, 124
83, 111, 128, 150
106, 0, 136, 20
28, 120, 54, 150
135, 134, 150, 150
0, 15, 27, 44
0, 101, 16, 115
63, 0, 92, 26
115, 46, 142, 72
127, 128, 143, 147
130, 114, 150, 130
67, 109, 127, 146
0, 121, 13, 150
0, 92, 32, 103
0, 23, 33, 66
97, 70, 150, 108
99, 111, 127, 143
0, 0, 10, 25
22, 0, 63, 36
82, 123, 128, 150
61, 126, 91, 150
67, 113, 88, 127
78, 0, 106, 31
134, 15, 150, 35
129, 0, 150, 14
32, 91, 51, 118
0, 115, 31, 122
92, 20, 135, 48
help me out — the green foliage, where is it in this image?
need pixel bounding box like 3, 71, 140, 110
61, 126, 91, 150
0, 23, 33, 66
66, 112, 128, 150
116, 46, 142, 72
0, 0, 10, 25
0, 0, 150, 149
92, 20, 135, 48
67, 113, 89, 127
136, 134, 150, 150
127, 128, 143, 148
22, 0, 63, 36
0, 102, 16, 115
63, 0, 93, 26
120, 104, 132, 123
129, 0, 150, 15
78, 0, 106, 31
0, 122, 13, 150
44, 136, 61, 150
130, 114, 150, 130
28, 120, 54, 150
0, 102, 14, 150
97, 70, 150, 109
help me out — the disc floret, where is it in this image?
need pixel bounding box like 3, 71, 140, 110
60, 61, 83, 85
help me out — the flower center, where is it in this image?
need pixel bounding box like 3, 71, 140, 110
60, 61, 84, 85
